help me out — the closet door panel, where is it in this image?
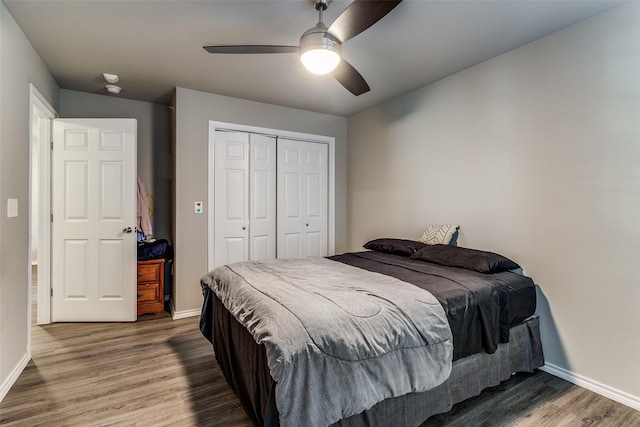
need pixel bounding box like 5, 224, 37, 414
306, 231, 322, 257
303, 141, 328, 257
214, 131, 249, 268
278, 139, 328, 258
306, 173, 321, 218
249, 134, 276, 261
284, 172, 301, 218
224, 237, 247, 265
284, 233, 301, 258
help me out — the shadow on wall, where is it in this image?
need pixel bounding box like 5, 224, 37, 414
149, 104, 172, 241
534, 285, 570, 370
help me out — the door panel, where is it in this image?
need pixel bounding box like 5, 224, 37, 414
214, 132, 276, 266
99, 239, 125, 298
249, 135, 276, 261
214, 131, 250, 267
284, 233, 301, 258
284, 172, 301, 218
63, 239, 88, 298
224, 237, 247, 265
100, 162, 125, 220
277, 139, 328, 258
307, 232, 323, 257
306, 173, 321, 218
52, 119, 137, 322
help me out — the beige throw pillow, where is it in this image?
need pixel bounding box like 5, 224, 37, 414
419, 224, 459, 245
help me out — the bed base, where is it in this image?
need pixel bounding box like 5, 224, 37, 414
209, 294, 543, 426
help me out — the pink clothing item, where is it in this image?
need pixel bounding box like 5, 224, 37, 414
137, 174, 153, 236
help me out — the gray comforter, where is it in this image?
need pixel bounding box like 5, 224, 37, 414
201, 257, 453, 427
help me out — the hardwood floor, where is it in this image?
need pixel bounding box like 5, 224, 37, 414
0, 313, 253, 427
1, 313, 638, 426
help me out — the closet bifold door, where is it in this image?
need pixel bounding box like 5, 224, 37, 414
249, 134, 277, 261
213, 131, 276, 268
277, 138, 328, 258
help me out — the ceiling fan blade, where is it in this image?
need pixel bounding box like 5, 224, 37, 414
327, 0, 403, 43
203, 45, 299, 54
331, 59, 370, 96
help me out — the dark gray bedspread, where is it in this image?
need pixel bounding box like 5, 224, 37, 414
201, 257, 453, 427
328, 251, 536, 360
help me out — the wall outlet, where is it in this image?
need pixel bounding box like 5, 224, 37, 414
194, 201, 203, 214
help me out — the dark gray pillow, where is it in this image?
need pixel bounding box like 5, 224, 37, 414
363, 238, 426, 257
410, 244, 520, 273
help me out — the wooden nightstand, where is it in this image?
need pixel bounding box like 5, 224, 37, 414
137, 258, 165, 316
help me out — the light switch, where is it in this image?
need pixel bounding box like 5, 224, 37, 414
7, 198, 18, 218
194, 201, 203, 214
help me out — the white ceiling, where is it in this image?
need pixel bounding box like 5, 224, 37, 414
3, 0, 624, 116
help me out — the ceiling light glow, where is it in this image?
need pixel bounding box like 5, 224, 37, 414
301, 48, 341, 75
105, 84, 122, 94
102, 72, 119, 84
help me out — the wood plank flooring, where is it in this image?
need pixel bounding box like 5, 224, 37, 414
1, 313, 638, 426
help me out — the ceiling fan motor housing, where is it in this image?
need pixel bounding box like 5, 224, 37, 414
299, 23, 342, 74
300, 22, 341, 54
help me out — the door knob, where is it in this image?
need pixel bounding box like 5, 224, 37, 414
123, 227, 133, 234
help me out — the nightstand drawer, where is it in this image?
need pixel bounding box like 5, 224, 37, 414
137, 283, 160, 302
137, 258, 165, 316
137, 264, 160, 282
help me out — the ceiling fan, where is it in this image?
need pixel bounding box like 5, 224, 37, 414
203, 0, 403, 96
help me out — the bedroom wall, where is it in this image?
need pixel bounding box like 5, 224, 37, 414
172, 87, 348, 315
347, 2, 640, 406
59, 89, 172, 240
0, 2, 59, 400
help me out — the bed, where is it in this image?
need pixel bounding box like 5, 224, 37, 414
199, 240, 543, 426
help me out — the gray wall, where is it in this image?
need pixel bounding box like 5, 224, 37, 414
59, 89, 172, 240
0, 3, 59, 396
348, 3, 640, 403
173, 87, 348, 313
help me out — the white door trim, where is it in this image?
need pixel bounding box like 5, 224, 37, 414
207, 121, 336, 271
29, 83, 57, 329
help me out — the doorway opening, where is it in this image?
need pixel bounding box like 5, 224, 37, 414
29, 84, 57, 330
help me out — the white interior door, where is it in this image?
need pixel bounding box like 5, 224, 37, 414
277, 139, 328, 258
249, 134, 276, 261
52, 119, 137, 322
214, 131, 250, 267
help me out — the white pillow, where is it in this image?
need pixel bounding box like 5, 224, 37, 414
419, 224, 459, 245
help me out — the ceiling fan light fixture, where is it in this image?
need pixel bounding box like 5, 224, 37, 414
301, 48, 340, 75
299, 25, 341, 75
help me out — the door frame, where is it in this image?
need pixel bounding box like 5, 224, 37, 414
207, 121, 335, 271
29, 84, 57, 328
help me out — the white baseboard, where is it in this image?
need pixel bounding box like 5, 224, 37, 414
0, 352, 31, 403
170, 299, 201, 320
541, 363, 640, 411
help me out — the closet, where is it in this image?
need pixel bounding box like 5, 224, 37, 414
211, 127, 330, 269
